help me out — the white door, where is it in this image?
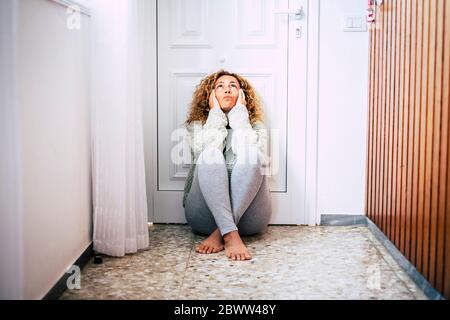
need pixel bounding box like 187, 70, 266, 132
154, 0, 309, 224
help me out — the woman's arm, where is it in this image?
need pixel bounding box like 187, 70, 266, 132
227, 104, 269, 165
185, 107, 228, 160
252, 120, 270, 165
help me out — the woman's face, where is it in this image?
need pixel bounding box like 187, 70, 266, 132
214, 75, 240, 113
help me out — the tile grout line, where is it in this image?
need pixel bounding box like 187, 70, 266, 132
176, 234, 196, 299
362, 230, 413, 290
365, 219, 444, 299
361, 228, 421, 299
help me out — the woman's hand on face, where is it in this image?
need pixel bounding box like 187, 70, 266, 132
236, 89, 247, 107
209, 90, 221, 110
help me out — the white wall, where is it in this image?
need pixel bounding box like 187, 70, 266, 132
317, 0, 369, 215
142, 0, 156, 223
0, 0, 92, 299
0, 0, 24, 300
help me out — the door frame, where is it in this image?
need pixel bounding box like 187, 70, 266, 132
143, 0, 321, 226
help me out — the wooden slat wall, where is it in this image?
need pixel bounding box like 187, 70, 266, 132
366, 0, 450, 299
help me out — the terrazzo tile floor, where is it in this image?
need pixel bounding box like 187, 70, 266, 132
61, 224, 428, 300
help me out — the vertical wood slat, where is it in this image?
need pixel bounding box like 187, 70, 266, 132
388, 0, 395, 240
396, 0, 406, 251
429, 0, 444, 287
368, 9, 373, 223
386, 0, 394, 240
404, 0, 415, 259
423, 0, 438, 280
389, 0, 397, 240
374, 2, 381, 228
411, 0, 424, 267
400, 0, 411, 255
366, 0, 450, 299
417, 0, 430, 275
392, 0, 401, 242
442, 0, 450, 300
374, 1, 381, 232
379, 1, 387, 235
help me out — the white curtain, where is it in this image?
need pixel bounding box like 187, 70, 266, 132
90, 0, 149, 256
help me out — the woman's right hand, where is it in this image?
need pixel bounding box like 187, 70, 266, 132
209, 90, 221, 110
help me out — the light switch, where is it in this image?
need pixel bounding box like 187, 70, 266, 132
346, 17, 354, 28
343, 15, 367, 32
353, 17, 363, 28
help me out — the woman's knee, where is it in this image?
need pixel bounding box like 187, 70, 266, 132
184, 206, 217, 235
237, 210, 271, 236
238, 221, 269, 236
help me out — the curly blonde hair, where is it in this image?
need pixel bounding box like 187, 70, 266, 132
185, 69, 265, 125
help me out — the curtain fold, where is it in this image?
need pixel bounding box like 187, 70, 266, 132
90, 0, 149, 257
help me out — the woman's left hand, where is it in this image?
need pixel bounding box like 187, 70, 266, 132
236, 89, 247, 107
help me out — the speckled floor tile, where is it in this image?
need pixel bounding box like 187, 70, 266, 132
362, 229, 428, 300
60, 224, 428, 300
61, 224, 194, 300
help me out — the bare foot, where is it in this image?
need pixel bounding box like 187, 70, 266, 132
195, 228, 224, 254
223, 231, 252, 260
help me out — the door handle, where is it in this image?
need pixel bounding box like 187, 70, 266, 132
273, 6, 304, 19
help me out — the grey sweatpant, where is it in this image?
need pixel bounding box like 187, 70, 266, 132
184, 146, 272, 237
